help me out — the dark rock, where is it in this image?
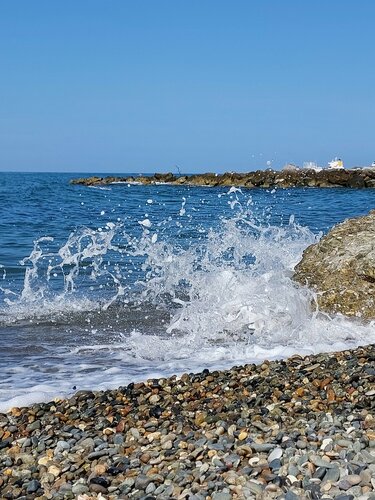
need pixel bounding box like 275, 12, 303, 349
149, 405, 163, 418
90, 477, 110, 488
0, 439, 12, 449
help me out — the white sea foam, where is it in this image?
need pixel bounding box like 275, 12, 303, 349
1, 189, 375, 411
88, 186, 112, 191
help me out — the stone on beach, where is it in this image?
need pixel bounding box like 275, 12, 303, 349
294, 210, 375, 319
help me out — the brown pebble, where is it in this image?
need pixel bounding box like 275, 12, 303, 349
140, 452, 151, 463
327, 388, 336, 402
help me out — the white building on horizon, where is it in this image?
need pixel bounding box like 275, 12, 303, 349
328, 157, 344, 169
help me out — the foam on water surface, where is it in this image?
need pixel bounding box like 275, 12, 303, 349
1, 183, 375, 412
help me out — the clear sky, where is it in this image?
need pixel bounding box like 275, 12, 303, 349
1, 0, 374, 173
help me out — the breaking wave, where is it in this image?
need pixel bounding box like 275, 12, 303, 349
1, 187, 374, 410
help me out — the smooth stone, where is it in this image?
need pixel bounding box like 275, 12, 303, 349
310, 455, 337, 469
56, 440, 70, 450
87, 450, 110, 459
90, 483, 107, 494
212, 493, 232, 500
90, 477, 110, 488
246, 480, 264, 495
296, 440, 307, 449
359, 469, 372, 485
22, 438, 31, 448
154, 484, 166, 495
113, 434, 124, 445
268, 447, 283, 463
26, 480, 41, 494
321, 438, 333, 451
145, 482, 156, 494
269, 459, 282, 470
119, 478, 135, 490
338, 475, 362, 490
26, 420, 41, 431
361, 450, 375, 464
162, 439, 173, 450
135, 474, 152, 490
313, 467, 327, 480
72, 483, 89, 495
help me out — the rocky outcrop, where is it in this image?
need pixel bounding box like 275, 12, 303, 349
294, 211, 375, 319
71, 168, 375, 189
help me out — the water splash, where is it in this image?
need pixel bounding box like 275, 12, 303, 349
1, 189, 375, 411
0, 189, 363, 347
0, 223, 121, 322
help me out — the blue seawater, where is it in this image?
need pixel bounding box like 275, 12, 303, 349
0, 172, 374, 410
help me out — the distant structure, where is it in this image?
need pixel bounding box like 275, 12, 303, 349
328, 157, 344, 169
361, 162, 375, 170
283, 163, 299, 171
303, 161, 322, 172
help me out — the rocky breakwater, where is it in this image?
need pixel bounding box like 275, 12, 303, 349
71, 168, 375, 189
1, 345, 375, 499
294, 210, 375, 319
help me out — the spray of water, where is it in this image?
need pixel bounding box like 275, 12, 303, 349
1, 187, 374, 408
121, 189, 374, 362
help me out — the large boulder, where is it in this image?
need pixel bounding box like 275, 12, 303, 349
294, 211, 375, 319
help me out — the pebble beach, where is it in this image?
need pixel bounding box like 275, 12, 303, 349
1, 344, 374, 500
2, 1, 375, 499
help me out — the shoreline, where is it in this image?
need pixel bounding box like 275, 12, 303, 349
1, 344, 374, 499
71, 168, 375, 189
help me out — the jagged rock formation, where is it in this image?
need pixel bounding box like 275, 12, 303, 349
294, 211, 375, 319
71, 168, 375, 189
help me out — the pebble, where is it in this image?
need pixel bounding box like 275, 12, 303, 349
338, 474, 362, 490
72, 482, 89, 495
268, 447, 283, 462
26, 479, 41, 493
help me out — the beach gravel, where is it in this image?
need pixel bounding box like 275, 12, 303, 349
0, 344, 374, 499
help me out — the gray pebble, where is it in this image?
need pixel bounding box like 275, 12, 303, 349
285, 492, 300, 500
72, 483, 89, 495
26, 480, 41, 494
135, 474, 152, 490
212, 493, 232, 500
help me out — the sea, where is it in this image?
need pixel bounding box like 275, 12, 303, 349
1, 171, 375, 412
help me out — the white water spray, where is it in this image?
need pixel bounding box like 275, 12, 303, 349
1, 189, 375, 411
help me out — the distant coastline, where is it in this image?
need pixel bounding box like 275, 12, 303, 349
71, 167, 375, 189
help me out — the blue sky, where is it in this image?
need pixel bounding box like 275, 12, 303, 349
1, 0, 374, 173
